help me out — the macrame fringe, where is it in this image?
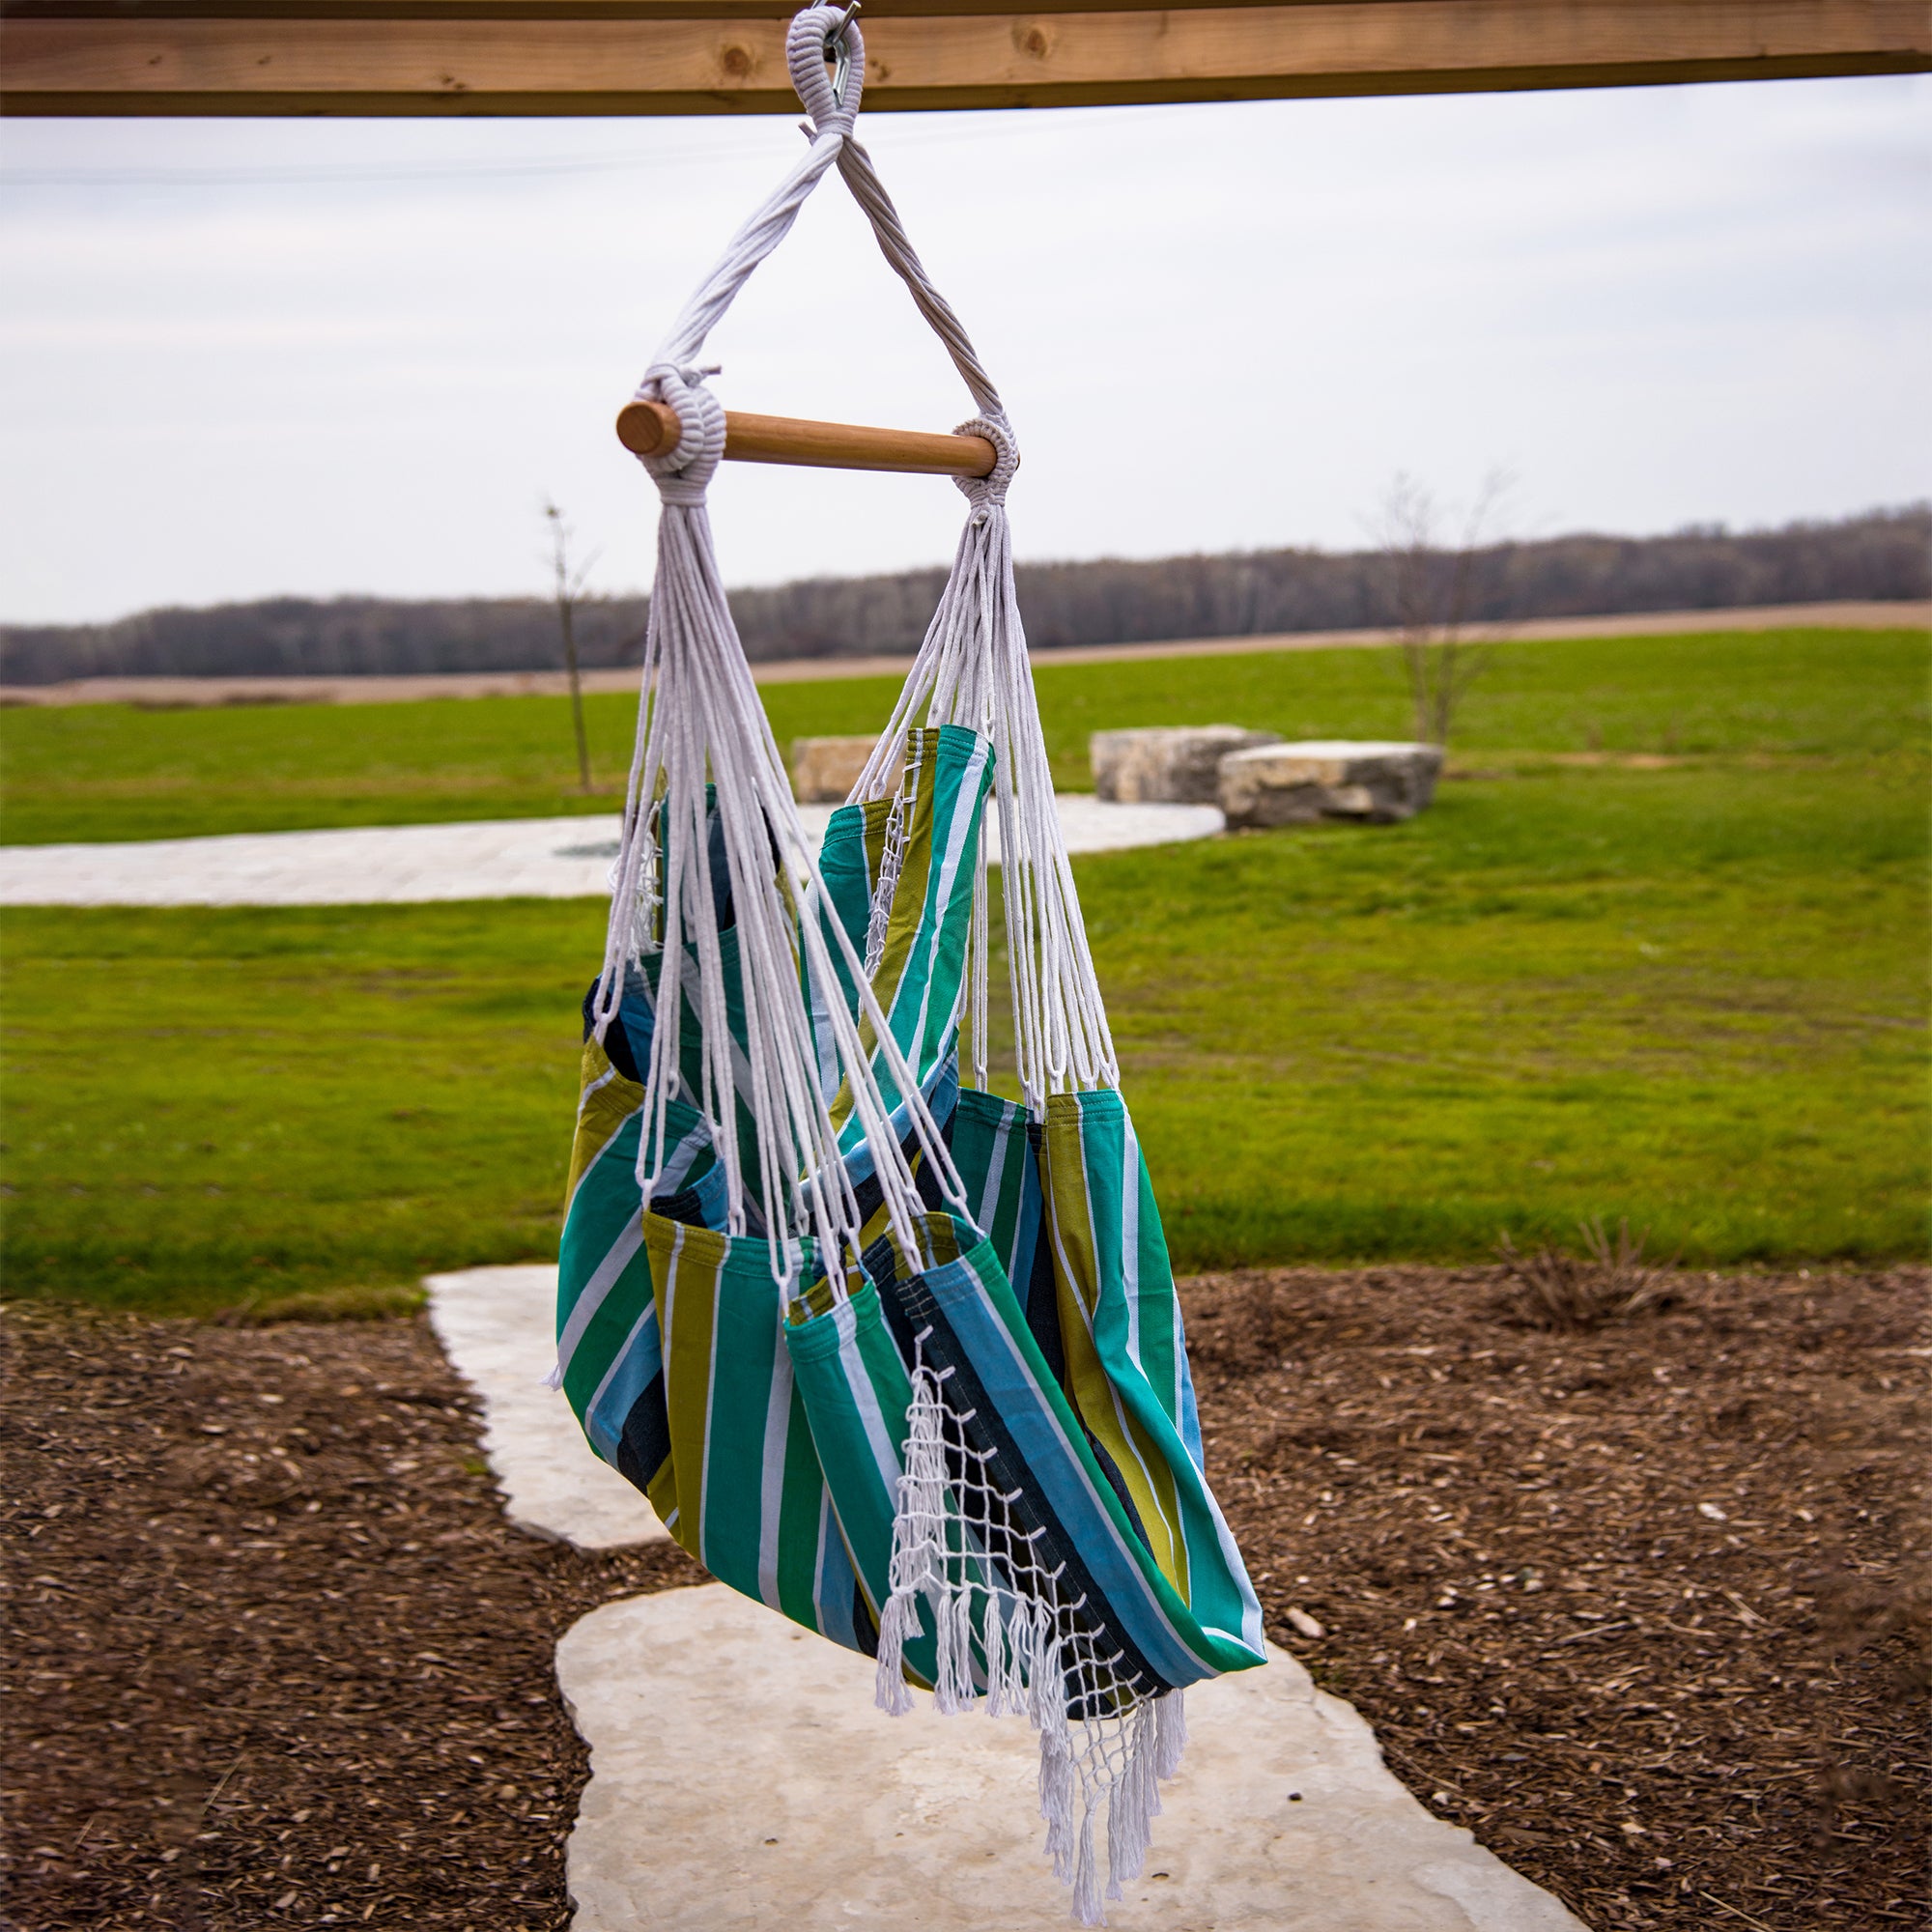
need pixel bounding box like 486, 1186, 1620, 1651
873, 1356, 949, 1717
1154, 1686, 1188, 1778
873, 1345, 1189, 1928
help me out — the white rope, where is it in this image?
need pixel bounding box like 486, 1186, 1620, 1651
591, 6, 981, 1278
849, 424, 1119, 1106
592, 14, 1145, 1915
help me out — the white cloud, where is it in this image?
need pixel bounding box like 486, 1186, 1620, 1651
0, 76, 1925, 623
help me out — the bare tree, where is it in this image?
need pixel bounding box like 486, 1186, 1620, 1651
1373, 469, 1515, 747
541, 497, 599, 792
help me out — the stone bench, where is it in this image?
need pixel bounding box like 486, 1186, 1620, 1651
1219, 741, 1444, 828
1091, 725, 1281, 804
789, 734, 883, 803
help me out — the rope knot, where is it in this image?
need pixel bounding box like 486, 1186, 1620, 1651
638, 362, 726, 505
954, 414, 1019, 508
788, 5, 865, 141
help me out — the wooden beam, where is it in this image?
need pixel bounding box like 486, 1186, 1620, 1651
4, 0, 1926, 115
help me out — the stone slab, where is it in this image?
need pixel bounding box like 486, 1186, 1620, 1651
426, 1264, 667, 1550
0, 799, 1221, 907
1219, 742, 1444, 829
557, 1582, 1589, 1932
1091, 726, 1281, 805
790, 734, 888, 803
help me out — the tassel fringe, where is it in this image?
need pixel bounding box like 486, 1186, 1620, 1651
1153, 1688, 1187, 1778
874, 1357, 950, 1717
872, 1592, 917, 1718
877, 1349, 1190, 1927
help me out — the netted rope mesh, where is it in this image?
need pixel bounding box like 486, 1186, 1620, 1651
876, 1295, 1187, 1922
595, 10, 1176, 1918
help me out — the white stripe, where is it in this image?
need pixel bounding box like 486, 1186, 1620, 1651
832, 1297, 903, 1493
563, 1090, 640, 1219
583, 1298, 659, 1458
1121, 1114, 1144, 1373
695, 1229, 720, 1573
807, 958, 841, 1103
975, 1106, 1012, 1239
555, 1214, 646, 1377
652, 1116, 711, 1199
575, 1060, 620, 1120
1171, 1292, 1189, 1444
812, 1490, 834, 1639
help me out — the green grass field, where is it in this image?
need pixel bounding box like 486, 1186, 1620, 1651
1, 626, 1924, 1316
0, 626, 1916, 843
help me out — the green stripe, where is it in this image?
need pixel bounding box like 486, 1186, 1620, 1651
1041, 1093, 1189, 1596
776, 1378, 832, 1628
833, 727, 992, 1132
784, 1281, 940, 1689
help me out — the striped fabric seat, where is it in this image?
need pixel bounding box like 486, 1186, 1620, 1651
554, 724, 995, 1638
579, 26, 1263, 1913
556, 681, 1263, 1922
554, 717, 1261, 1669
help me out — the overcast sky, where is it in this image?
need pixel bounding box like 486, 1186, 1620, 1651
1, 75, 1926, 626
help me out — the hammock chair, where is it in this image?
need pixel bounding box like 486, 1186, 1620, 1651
554, 12, 1265, 1917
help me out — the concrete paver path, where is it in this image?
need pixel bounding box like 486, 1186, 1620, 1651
0, 799, 1222, 907
558, 1584, 1589, 1932
426, 1264, 666, 1550
424, 1264, 1588, 1931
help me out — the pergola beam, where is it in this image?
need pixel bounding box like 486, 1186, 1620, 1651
2, 0, 1926, 115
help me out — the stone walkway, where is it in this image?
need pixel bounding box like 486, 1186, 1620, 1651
428, 1264, 1590, 1932
0, 799, 1222, 907
561, 1587, 1585, 1932
425, 1265, 666, 1550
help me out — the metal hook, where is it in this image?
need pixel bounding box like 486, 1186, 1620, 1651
824, 0, 860, 106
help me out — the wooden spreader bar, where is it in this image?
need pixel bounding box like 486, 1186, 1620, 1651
615, 398, 999, 479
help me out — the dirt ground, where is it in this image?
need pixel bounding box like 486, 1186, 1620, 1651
4, 1264, 1926, 1931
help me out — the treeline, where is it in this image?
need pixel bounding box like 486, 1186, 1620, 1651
3, 504, 1924, 686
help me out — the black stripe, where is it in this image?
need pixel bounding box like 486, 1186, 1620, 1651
849, 1583, 880, 1659
864, 1244, 1175, 1713
646, 1180, 714, 1231
613, 1373, 671, 1497
582, 977, 658, 1090
1020, 1126, 1068, 1388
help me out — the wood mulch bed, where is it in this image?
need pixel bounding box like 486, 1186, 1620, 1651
4, 1264, 1926, 1931
1184, 1263, 1929, 1931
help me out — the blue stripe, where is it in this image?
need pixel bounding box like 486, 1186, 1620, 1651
584, 1293, 663, 1464
918, 1248, 1227, 1690
813, 1492, 863, 1652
